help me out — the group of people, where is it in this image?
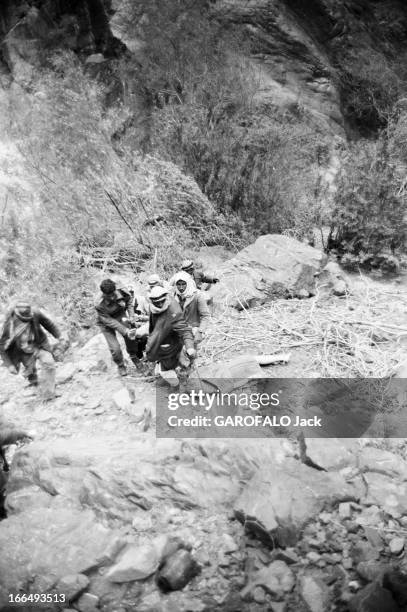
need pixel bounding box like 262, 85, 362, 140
0, 260, 219, 398
96, 259, 219, 384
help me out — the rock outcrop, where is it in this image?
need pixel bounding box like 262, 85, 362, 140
209, 234, 327, 309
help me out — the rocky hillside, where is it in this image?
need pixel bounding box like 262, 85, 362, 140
1, 0, 407, 234
2, 0, 407, 135
2, 286, 407, 611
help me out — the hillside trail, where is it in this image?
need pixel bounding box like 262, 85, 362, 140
2, 274, 407, 611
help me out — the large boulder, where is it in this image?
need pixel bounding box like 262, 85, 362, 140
234, 458, 359, 546
208, 235, 327, 310
0, 507, 122, 609
5, 436, 244, 522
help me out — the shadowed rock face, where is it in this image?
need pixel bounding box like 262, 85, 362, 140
213, 0, 407, 134
0, 0, 123, 74
2, 0, 407, 133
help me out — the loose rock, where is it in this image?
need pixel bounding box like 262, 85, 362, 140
348, 583, 399, 612
389, 537, 405, 555
56, 573, 89, 602
105, 544, 159, 583
76, 593, 99, 612
156, 549, 201, 591
300, 573, 331, 612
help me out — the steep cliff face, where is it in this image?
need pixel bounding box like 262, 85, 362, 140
1, 0, 406, 134
213, 0, 407, 135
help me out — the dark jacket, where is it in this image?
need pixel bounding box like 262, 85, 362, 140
146, 298, 194, 363
192, 270, 217, 290
176, 291, 210, 331
95, 288, 132, 336
0, 309, 60, 368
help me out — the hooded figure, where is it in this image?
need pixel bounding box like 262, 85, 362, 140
0, 302, 61, 400
146, 286, 195, 382
178, 259, 219, 290
172, 271, 210, 342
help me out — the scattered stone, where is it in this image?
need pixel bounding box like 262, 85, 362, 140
300, 574, 331, 612
319, 512, 332, 524
132, 514, 153, 532
307, 551, 321, 564
323, 553, 342, 565
235, 459, 358, 546
137, 591, 162, 612
363, 472, 407, 518
252, 586, 266, 604
389, 537, 405, 555
271, 549, 300, 565
156, 549, 201, 591
241, 560, 295, 601
356, 560, 387, 582
85, 53, 106, 64
383, 569, 407, 608
105, 544, 158, 583
75, 334, 112, 371
152, 535, 185, 564
349, 581, 361, 592
112, 388, 133, 412
76, 593, 99, 612
56, 573, 89, 602
270, 603, 287, 612
357, 447, 407, 480
354, 506, 383, 527
351, 541, 380, 565
343, 558, 353, 570
317, 261, 348, 296
221, 533, 239, 553
363, 526, 383, 550
339, 502, 352, 519
302, 439, 356, 471
348, 583, 399, 612
56, 363, 77, 384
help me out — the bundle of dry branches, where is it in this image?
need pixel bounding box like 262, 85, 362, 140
200, 276, 407, 377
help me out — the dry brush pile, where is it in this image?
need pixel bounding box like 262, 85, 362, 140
200, 276, 407, 378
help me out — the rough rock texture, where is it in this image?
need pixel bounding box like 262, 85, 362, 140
0, 0, 123, 77
213, 0, 407, 136
317, 261, 349, 296
0, 507, 123, 608
209, 234, 327, 309
234, 458, 359, 546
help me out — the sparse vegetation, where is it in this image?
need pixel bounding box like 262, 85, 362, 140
329, 110, 407, 272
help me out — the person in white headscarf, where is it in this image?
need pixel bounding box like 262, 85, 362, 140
145, 286, 195, 387
172, 271, 210, 344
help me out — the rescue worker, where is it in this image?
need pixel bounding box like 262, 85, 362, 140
0, 301, 61, 400
134, 274, 171, 318
147, 273, 170, 291
146, 286, 195, 387
180, 259, 219, 290
172, 271, 210, 344
95, 278, 146, 376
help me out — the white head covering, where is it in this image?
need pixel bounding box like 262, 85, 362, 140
148, 286, 170, 314
172, 271, 197, 299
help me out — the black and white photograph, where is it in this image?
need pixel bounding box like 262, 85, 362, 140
2, 1, 407, 611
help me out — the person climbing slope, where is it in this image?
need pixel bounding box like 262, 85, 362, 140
145, 286, 195, 387
179, 259, 219, 291
96, 278, 146, 376
0, 301, 61, 400
172, 271, 210, 345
